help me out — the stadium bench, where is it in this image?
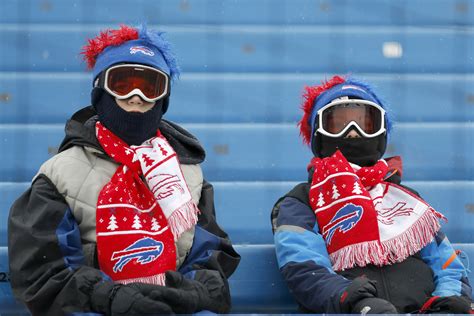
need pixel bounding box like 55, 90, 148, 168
2, 0, 473, 26
1, 244, 473, 314
1, 27, 474, 74
1, 0, 473, 314
0, 124, 473, 182
2, 181, 474, 247
1, 74, 474, 124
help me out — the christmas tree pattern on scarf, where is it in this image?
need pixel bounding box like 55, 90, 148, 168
95, 122, 199, 285
309, 150, 445, 271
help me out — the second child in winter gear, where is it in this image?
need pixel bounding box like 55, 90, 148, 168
8, 24, 240, 316
271, 75, 472, 314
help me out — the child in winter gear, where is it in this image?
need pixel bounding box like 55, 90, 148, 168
271, 75, 472, 314
8, 24, 240, 316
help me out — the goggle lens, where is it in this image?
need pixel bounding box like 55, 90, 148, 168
105, 65, 168, 102
321, 103, 383, 136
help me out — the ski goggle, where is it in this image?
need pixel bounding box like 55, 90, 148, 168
316, 99, 386, 138
99, 64, 169, 103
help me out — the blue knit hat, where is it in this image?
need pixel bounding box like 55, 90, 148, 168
82, 24, 180, 82
299, 75, 392, 147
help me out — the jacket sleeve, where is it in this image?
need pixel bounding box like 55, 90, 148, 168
177, 180, 240, 312
8, 174, 112, 316
271, 184, 350, 313
420, 230, 472, 299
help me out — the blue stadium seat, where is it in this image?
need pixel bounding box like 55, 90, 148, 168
1, 0, 473, 26
1, 0, 473, 314
1, 244, 473, 314
1, 74, 474, 124
0, 124, 473, 182
2, 181, 474, 247
1, 28, 474, 73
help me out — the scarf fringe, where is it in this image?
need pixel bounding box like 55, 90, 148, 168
331, 240, 386, 271
381, 208, 442, 263
167, 200, 200, 240
331, 208, 442, 271
117, 272, 166, 286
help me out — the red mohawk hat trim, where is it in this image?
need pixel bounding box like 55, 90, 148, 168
81, 25, 139, 70
298, 75, 347, 145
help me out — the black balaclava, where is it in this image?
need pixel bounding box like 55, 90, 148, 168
92, 87, 165, 146
313, 129, 387, 167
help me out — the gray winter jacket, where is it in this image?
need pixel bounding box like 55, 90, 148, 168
8, 106, 240, 315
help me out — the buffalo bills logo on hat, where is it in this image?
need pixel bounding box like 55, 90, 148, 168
341, 84, 366, 92
129, 46, 155, 56
322, 203, 363, 244
111, 237, 164, 273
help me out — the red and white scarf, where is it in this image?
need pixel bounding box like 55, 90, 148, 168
95, 122, 199, 285
309, 150, 445, 271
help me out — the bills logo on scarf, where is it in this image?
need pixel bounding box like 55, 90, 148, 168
309, 150, 445, 271
111, 237, 164, 273
95, 122, 199, 285
322, 203, 363, 245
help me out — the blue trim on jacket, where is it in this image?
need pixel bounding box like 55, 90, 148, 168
275, 229, 333, 271
420, 232, 472, 297
178, 225, 220, 276
276, 197, 316, 231
56, 208, 85, 270
274, 196, 350, 312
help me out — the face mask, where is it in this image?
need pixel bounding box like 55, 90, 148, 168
315, 131, 387, 167
91, 87, 164, 146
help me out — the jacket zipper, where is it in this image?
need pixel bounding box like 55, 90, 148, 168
379, 267, 392, 303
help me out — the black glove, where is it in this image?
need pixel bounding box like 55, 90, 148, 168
340, 276, 397, 314
352, 297, 398, 314
419, 295, 472, 314
157, 270, 229, 314
91, 281, 175, 316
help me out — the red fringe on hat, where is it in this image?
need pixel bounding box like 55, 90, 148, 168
81, 25, 139, 69
298, 75, 347, 145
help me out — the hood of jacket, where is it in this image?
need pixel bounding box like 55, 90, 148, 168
58, 106, 205, 165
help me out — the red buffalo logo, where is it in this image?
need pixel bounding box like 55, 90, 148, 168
150, 173, 185, 199
376, 201, 414, 225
